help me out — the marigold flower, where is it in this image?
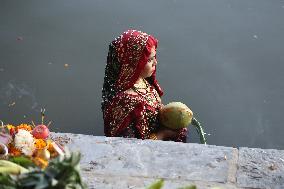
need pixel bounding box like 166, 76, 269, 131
46, 140, 52, 150
6, 124, 15, 130
5, 124, 16, 136
16, 124, 32, 132
35, 139, 47, 149
8, 144, 22, 156
32, 157, 49, 169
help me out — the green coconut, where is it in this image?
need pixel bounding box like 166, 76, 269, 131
159, 102, 207, 144
159, 102, 193, 130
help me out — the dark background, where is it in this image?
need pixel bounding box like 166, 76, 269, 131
1, 0, 284, 149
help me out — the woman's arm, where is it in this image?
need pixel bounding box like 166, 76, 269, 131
174, 128, 187, 143
117, 122, 140, 138
150, 127, 187, 141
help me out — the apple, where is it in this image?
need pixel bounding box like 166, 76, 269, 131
32, 125, 50, 139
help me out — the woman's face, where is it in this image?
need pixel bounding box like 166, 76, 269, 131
140, 47, 157, 78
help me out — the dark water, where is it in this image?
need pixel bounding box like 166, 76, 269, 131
1, 0, 284, 149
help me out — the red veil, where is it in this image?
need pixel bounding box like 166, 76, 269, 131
102, 30, 186, 142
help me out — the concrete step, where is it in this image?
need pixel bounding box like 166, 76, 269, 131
50, 132, 284, 189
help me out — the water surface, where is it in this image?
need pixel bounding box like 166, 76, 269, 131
1, 0, 284, 149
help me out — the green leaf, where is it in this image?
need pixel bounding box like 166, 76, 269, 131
2, 151, 87, 189
146, 179, 164, 189
8, 156, 36, 168
177, 186, 197, 189
0, 173, 17, 188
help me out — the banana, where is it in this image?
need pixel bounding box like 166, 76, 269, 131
0, 160, 29, 174
0, 166, 22, 174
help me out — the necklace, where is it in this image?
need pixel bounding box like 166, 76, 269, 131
133, 79, 150, 92
132, 79, 158, 104
133, 79, 148, 89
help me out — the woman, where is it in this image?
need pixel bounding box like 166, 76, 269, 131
102, 30, 187, 142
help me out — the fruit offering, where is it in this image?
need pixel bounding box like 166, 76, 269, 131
159, 102, 193, 129
159, 102, 207, 144
0, 109, 64, 170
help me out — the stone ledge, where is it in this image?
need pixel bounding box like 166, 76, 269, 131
84, 174, 240, 189
237, 147, 284, 189
50, 132, 284, 189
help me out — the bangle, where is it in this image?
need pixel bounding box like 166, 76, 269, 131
149, 133, 158, 140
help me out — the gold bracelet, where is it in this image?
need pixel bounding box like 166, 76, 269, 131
149, 133, 158, 140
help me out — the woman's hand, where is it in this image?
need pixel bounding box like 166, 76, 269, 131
159, 103, 164, 110
155, 127, 180, 140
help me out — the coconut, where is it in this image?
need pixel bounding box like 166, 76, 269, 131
159, 102, 193, 130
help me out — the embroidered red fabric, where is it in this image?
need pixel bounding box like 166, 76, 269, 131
102, 30, 187, 142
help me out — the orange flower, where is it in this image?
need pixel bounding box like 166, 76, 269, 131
46, 139, 52, 149
35, 139, 47, 149
16, 124, 32, 132
6, 124, 16, 135
8, 144, 22, 156
6, 124, 15, 130
32, 157, 49, 169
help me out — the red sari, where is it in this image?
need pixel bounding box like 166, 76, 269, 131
102, 30, 187, 142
